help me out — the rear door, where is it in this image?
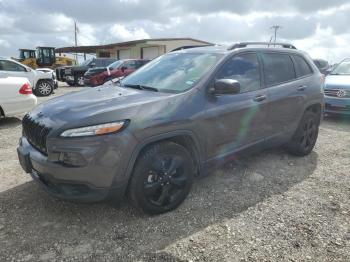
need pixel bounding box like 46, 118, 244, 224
204, 52, 270, 160
260, 52, 305, 138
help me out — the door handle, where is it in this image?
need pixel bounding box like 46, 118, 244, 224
297, 85, 307, 91
253, 95, 267, 102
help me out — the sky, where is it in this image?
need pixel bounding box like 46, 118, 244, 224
0, 0, 349, 64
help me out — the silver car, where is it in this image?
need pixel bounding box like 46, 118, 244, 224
324, 59, 350, 115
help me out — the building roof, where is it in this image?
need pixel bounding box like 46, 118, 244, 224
55, 38, 213, 54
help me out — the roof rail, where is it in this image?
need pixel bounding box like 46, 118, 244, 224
228, 42, 297, 50
170, 44, 214, 52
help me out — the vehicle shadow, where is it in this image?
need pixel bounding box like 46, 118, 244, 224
322, 114, 350, 132
0, 148, 318, 261
0, 117, 22, 129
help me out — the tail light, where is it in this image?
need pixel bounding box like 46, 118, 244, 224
19, 82, 32, 95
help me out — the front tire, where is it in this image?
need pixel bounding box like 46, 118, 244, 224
35, 80, 53, 96
128, 142, 194, 215
74, 75, 85, 86
285, 110, 320, 156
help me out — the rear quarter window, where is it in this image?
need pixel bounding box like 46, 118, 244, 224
261, 53, 296, 86
292, 55, 313, 78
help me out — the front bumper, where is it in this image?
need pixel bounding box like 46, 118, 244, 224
324, 96, 350, 115
17, 131, 138, 202
65, 75, 75, 84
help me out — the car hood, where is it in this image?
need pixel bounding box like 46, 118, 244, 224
325, 75, 350, 89
28, 85, 173, 134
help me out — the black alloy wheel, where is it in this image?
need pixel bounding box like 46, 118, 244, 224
128, 142, 194, 214
285, 110, 320, 156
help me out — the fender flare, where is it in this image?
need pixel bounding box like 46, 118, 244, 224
118, 129, 204, 189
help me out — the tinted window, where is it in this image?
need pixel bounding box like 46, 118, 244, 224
124, 61, 137, 69
216, 53, 261, 93
0, 60, 26, 72
293, 55, 313, 77
109, 60, 123, 70
262, 53, 295, 86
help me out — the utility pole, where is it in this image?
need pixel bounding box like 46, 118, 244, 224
74, 20, 78, 63
270, 25, 282, 47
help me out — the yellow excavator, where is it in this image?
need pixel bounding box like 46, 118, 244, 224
18, 47, 76, 69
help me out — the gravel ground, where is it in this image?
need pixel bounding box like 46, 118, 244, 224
0, 85, 349, 261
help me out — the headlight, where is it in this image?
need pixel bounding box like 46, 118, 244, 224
60, 121, 127, 137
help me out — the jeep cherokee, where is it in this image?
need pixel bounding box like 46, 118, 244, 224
17, 42, 324, 214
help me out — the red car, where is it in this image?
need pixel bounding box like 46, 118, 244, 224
83, 59, 150, 86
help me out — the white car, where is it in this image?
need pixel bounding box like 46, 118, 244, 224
0, 74, 37, 118
36, 68, 58, 89
0, 58, 55, 96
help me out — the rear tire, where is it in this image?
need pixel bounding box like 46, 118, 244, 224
285, 110, 320, 156
128, 142, 194, 215
34, 80, 53, 97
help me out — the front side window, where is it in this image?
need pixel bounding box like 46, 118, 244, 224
215, 53, 261, 93
0, 60, 26, 72
109, 60, 123, 70
124, 61, 137, 69
292, 55, 313, 78
262, 53, 295, 86
122, 52, 223, 93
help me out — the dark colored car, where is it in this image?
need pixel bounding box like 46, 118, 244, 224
83, 59, 149, 87
65, 58, 117, 86
324, 58, 350, 115
313, 59, 330, 75
17, 42, 324, 214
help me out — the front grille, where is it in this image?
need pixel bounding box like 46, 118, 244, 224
65, 68, 72, 75
324, 89, 350, 98
22, 114, 51, 155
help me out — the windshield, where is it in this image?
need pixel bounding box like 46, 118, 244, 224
122, 52, 223, 93
331, 60, 350, 75
109, 60, 123, 70
80, 58, 93, 66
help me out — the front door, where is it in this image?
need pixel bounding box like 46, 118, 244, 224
203, 52, 270, 161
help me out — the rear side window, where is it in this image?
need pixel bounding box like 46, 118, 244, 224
293, 55, 313, 78
262, 53, 295, 86
0, 60, 26, 72
216, 53, 261, 93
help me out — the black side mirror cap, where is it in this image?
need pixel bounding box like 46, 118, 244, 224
212, 79, 240, 95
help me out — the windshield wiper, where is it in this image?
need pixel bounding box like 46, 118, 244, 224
123, 84, 158, 92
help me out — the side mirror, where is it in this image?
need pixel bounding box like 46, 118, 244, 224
212, 79, 240, 95
121, 66, 127, 72
90, 62, 96, 67
325, 68, 332, 75
26, 67, 32, 72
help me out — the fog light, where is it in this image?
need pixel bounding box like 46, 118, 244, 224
58, 152, 86, 167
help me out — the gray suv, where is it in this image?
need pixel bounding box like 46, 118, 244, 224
17, 42, 324, 214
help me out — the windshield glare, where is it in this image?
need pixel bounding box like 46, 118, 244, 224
109, 60, 123, 70
122, 52, 223, 93
331, 61, 350, 75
